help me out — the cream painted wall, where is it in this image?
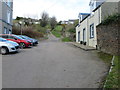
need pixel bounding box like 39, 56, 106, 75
76, 18, 88, 45
88, 7, 101, 48
76, 1, 119, 48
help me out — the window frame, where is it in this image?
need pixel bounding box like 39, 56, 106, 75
90, 23, 94, 39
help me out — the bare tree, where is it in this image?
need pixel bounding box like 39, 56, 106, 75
50, 16, 57, 30
40, 12, 49, 27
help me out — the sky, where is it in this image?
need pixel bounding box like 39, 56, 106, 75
13, 0, 90, 21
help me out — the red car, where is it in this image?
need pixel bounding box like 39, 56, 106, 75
0, 34, 32, 48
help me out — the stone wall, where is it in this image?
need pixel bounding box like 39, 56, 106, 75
96, 22, 120, 55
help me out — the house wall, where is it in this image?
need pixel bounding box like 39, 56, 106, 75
76, 18, 88, 45
76, 0, 119, 48
101, 1, 119, 21
76, 26, 80, 42
0, 1, 13, 34
0, 2, 2, 34
88, 7, 101, 48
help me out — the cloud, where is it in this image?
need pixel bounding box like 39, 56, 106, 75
13, 0, 90, 21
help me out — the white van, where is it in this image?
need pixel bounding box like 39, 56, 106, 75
0, 38, 19, 54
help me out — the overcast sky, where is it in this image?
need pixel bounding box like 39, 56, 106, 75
13, 0, 90, 21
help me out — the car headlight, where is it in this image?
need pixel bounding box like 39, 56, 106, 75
27, 41, 31, 43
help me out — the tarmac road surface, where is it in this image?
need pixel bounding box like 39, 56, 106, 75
2, 34, 107, 88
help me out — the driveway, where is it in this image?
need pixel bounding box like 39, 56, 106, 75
2, 34, 107, 88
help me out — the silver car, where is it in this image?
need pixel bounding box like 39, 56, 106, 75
0, 38, 20, 54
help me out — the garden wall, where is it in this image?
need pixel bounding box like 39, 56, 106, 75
96, 22, 120, 55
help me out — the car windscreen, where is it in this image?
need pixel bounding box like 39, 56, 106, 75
14, 35, 23, 40
0, 38, 7, 42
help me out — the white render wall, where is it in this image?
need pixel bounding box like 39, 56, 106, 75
88, 7, 101, 48
76, 1, 119, 48
76, 7, 101, 48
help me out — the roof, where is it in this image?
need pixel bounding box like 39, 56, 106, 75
80, 14, 90, 23
79, 13, 91, 15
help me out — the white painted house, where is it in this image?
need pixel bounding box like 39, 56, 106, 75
76, 0, 119, 48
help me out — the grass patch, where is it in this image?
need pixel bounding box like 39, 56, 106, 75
54, 25, 63, 32
98, 52, 119, 88
97, 52, 113, 65
51, 30, 61, 38
51, 25, 62, 38
104, 56, 119, 88
62, 37, 72, 42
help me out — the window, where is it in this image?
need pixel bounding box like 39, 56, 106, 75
4, 27, 7, 34
7, 10, 11, 23
90, 24, 94, 38
9, 29, 12, 34
7, 0, 11, 7
8, 36, 15, 39
0, 35, 8, 39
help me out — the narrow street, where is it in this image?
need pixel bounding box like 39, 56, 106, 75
2, 34, 107, 88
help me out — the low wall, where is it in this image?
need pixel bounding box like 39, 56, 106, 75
96, 22, 120, 55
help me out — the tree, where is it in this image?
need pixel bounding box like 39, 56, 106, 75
40, 12, 49, 27
50, 16, 57, 30
16, 16, 23, 20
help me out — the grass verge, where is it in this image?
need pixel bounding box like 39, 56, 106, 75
104, 56, 119, 88
97, 52, 113, 65
51, 30, 61, 38
62, 37, 72, 42
98, 52, 119, 88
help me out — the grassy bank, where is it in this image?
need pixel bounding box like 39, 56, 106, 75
98, 52, 119, 88
51, 30, 61, 38
62, 37, 72, 42
51, 25, 62, 38
104, 56, 119, 88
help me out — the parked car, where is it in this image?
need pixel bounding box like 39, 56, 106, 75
0, 34, 32, 48
19, 35, 38, 46
0, 38, 19, 54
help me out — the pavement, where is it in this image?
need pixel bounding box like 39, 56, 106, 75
70, 42, 96, 51
2, 34, 107, 88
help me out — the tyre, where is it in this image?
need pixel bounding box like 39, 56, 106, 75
0, 47, 9, 55
19, 43, 26, 48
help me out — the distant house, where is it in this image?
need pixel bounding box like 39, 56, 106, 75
76, 0, 119, 48
61, 19, 78, 25
13, 18, 40, 27
61, 21, 69, 25
0, 0, 13, 34
68, 19, 78, 24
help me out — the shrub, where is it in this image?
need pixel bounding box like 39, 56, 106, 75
100, 13, 120, 25
12, 26, 44, 39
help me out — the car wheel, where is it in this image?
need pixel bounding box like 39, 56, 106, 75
19, 43, 26, 48
0, 47, 8, 55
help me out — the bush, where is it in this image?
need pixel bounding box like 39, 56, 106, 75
100, 13, 120, 25
62, 37, 71, 42
12, 26, 44, 39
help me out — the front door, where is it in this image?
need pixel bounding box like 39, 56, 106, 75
78, 31, 80, 42
83, 28, 86, 42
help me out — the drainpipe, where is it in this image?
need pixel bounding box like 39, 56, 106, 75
87, 17, 89, 46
